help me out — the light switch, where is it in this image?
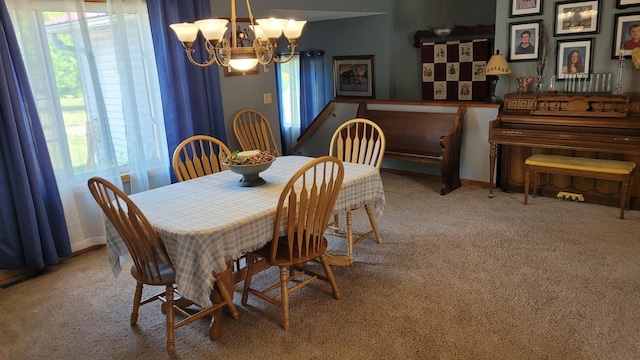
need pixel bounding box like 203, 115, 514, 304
263, 93, 272, 104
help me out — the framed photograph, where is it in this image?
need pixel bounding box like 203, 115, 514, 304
222, 18, 259, 77
554, 1, 600, 36
612, 12, 640, 58
509, 21, 541, 61
510, 0, 543, 17
617, 0, 640, 9
556, 38, 593, 79
333, 55, 375, 98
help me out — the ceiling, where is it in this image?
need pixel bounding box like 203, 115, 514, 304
269, 9, 385, 22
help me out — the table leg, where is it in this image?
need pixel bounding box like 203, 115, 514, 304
208, 290, 222, 341
208, 265, 240, 341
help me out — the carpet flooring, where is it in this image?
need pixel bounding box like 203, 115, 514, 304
1, 172, 639, 359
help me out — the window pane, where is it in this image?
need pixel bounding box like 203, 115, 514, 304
12, 4, 165, 176
44, 13, 90, 172
277, 56, 300, 127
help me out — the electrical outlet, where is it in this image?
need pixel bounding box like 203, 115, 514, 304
263, 93, 272, 104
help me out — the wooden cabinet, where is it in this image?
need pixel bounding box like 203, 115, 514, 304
489, 92, 640, 210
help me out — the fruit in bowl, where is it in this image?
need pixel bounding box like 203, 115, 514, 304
221, 150, 275, 187
222, 150, 275, 165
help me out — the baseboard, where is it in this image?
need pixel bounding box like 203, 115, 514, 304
462, 178, 490, 187
0, 244, 106, 289
0, 268, 42, 288
62, 244, 106, 261
379, 168, 489, 187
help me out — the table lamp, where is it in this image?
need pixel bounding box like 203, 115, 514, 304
484, 50, 512, 104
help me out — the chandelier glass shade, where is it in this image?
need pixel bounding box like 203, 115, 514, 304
170, 0, 306, 72
431, 25, 454, 39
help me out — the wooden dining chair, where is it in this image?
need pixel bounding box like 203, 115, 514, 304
232, 109, 281, 156
172, 135, 232, 182
173, 135, 250, 273
87, 177, 239, 355
328, 118, 386, 245
241, 156, 344, 330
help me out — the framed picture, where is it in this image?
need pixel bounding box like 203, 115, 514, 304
222, 18, 259, 77
554, 1, 600, 36
617, 0, 640, 9
333, 55, 375, 98
556, 38, 593, 79
612, 12, 640, 58
510, 0, 543, 17
509, 21, 541, 61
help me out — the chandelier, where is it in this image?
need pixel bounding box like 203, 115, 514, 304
170, 0, 306, 72
431, 25, 455, 39
429, 0, 455, 40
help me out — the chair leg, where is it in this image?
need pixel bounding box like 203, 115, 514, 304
131, 282, 143, 326
165, 284, 175, 355
346, 211, 354, 263
241, 254, 257, 305
279, 266, 290, 331
364, 203, 382, 244
320, 253, 342, 300
524, 169, 530, 205
620, 178, 630, 219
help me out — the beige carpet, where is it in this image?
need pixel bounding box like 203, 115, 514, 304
1, 172, 639, 360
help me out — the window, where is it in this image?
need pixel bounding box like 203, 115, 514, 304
276, 54, 301, 155
276, 51, 327, 155
8, 0, 166, 177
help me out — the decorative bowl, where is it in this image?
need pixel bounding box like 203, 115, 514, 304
223, 158, 275, 187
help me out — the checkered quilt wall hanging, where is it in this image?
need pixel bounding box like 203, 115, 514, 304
421, 39, 490, 101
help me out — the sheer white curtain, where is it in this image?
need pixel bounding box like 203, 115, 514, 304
277, 54, 301, 155
6, 0, 169, 251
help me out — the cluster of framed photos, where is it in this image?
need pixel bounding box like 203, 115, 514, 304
508, 0, 640, 80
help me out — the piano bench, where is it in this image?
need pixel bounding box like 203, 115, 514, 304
523, 154, 636, 219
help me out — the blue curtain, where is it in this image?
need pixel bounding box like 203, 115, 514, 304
146, 0, 227, 181
0, 1, 71, 269
299, 50, 327, 132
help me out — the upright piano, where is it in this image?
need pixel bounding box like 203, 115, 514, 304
489, 92, 640, 210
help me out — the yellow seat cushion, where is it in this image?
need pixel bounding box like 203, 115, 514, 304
526, 154, 636, 175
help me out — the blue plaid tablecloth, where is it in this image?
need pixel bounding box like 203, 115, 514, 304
106, 156, 385, 307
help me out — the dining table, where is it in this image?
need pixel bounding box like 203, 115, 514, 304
105, 155, 386, 333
